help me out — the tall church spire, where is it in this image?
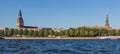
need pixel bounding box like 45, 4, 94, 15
18, 9, 22, 17
16, 9, 24, 28
105, 13, 109, 26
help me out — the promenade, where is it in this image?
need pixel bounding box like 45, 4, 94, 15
3, 37, 98, 40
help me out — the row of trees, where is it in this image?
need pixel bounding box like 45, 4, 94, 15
0, 27, 120, 37
7, 29, 55, 37
65, 27, 118, 37
0, 30, 4, 37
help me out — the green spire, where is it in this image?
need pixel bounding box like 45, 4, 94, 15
105, 13, 109, 26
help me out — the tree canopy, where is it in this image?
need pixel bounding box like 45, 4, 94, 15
1, 27, 120, 37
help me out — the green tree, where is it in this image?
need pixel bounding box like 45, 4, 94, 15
69, 29, 74, 37
54, 31, 59, 36
98, 29, 108, 36
93, 29, 99, 36
34, 30, 39, 37
18, 29, 23, 35
23, 29, 29, 35
79, 30, 84, 37
74, 30, 79, 36
0, 30, 2, 36
43, 30, 49, 37
29, 30, 34, 36
64, 30, 69, 36
116, 30, 120, 36
0, 30, 4, 37
49, 30, 54, 36
59, 31, 64, 36
84, 30, 89, 37
89, 31, 94, 37
108, 30, 116, 36
8, 29, 14, 36
14, 29, 18, 35
38, 30, 43, 37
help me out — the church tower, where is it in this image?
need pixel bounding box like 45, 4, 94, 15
105, 14, 109, 27
16, 9, 24, 28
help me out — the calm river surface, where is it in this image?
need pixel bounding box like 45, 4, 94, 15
0, 39, 120, 54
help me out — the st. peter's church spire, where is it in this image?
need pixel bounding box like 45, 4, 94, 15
105, 13, 109, 27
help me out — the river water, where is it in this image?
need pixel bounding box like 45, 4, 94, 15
0, 39, 120, 54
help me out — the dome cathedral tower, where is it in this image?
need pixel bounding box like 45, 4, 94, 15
16, 9, 24, 28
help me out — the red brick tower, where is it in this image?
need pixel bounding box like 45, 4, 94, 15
16, 9, 24, 28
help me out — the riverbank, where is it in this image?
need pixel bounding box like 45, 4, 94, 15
3, 37, 99, 40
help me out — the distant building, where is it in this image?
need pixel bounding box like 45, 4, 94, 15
16, 9, 38, 30
84, 13, 112, 30
53, 27, 63, 32
83, 25, 112, 30
42, 28, 52, 30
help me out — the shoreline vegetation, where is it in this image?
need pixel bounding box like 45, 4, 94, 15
1, 27, 120, 40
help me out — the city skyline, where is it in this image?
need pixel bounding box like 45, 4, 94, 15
0, 0, 120, 29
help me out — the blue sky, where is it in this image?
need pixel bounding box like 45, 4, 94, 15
0, 0, 120, 29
